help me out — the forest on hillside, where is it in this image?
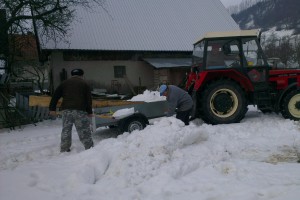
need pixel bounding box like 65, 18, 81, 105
230, 0, 300, 34
228, 0, 300, 67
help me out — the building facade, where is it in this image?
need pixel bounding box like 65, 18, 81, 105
42, 0, 239, 94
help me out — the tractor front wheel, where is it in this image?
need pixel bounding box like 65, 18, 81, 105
201, 80, 247, 124
281, 89, 300, 120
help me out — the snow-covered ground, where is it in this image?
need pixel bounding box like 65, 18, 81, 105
1, 91, 300, 200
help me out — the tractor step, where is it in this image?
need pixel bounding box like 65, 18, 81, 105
254, 91, 274, 110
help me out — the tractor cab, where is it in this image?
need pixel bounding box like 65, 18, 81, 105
192, 29, 270, 86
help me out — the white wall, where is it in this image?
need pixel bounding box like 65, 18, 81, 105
49, 51, 155, 94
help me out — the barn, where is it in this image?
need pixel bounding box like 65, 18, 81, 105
41, 0, 239, 95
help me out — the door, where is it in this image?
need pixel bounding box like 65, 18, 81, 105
242, 38, 269, 91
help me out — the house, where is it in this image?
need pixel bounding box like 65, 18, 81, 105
8, 33, 49, 94
41, 0, 239, 95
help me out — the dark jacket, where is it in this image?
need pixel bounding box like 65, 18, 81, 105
49, 76, 93, 114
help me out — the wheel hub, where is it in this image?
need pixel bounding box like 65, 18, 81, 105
295, 101, 300, 110
288, 93, 300, 118
128, 121, 143, 132
210, 88, 239, 118
213, 93, 233, 113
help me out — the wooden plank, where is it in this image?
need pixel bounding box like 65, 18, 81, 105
93, 100, 142, 108
29, 95, 143, 108
29, 95, 62, 107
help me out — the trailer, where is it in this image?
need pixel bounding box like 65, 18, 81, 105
28, 95, 168, 133
93, 100, 168, 133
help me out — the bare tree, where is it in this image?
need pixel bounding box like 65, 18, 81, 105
278, 36, 293, 65
1, 0, 107, 91
1, 0, 107, 71
1, 0, 107, 127
15, 61, 48, 94
1, 0, 106, 40
262, 32, 299, 68
263, 33, 280, 58
294, 36, 300, 67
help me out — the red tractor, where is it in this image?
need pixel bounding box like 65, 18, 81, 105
188, 29, 300, 124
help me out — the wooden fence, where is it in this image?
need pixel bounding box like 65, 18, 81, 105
16, 92, 51, 122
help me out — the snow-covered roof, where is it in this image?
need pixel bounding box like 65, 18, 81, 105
42, 0, 239, 51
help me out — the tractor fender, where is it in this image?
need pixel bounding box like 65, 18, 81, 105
275, 83, 298, 112
194, 70, 254, 92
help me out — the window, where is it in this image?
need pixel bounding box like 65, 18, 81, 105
206, 41, 225, 68
193, 41, 204, 65
114, 66, 126, 78
242, 39, 267, 67
222, 40, 241, 68
206, 40, 241, 69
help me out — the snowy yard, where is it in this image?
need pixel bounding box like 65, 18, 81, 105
1, 106, 300, 200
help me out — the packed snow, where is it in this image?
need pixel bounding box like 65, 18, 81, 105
113, 90, 166, 119
1, 91, 300, 200
112, 107, 135, 119
129, 90, 166, 102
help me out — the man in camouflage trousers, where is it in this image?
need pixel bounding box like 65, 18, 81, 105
49, 68, 94, 152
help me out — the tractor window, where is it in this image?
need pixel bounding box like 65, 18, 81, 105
206, 40, 241, 69
242, 39, 267, 67
192, 41, 204, 66
222, 40, 241, 68
206, 41, 226, 69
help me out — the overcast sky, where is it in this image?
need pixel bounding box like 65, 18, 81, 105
220, 0, 243, 7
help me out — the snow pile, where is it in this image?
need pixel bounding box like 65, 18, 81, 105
1, 107, 300, 200
112, 107, 135, 119
129, 90, 166, 102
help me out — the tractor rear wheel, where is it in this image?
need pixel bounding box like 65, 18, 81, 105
200, 80, 247, 124
281, 89, 300, 120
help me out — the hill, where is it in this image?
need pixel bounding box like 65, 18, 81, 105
231, 0, 300, 35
